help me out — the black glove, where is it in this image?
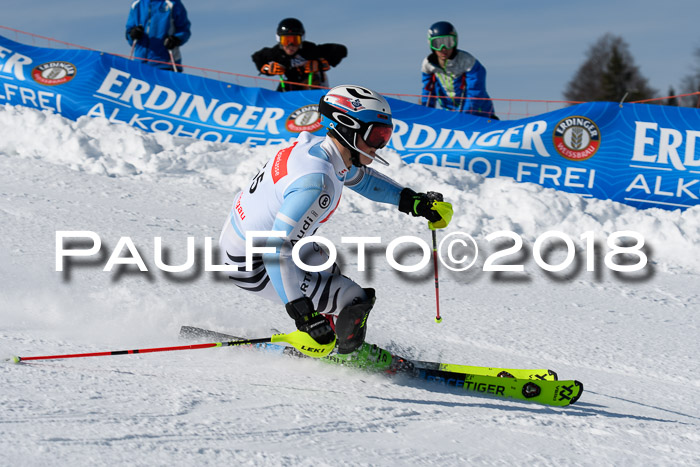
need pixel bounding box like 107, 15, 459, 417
286, 297, 335, 345
129, 25, 144, 41
163, 35, 181, 49
398, 188, 443, 222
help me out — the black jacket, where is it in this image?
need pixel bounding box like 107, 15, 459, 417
252, 41, 347, 91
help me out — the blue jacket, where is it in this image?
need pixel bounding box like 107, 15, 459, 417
421, 49, 496, 118
125, 0, 191, 69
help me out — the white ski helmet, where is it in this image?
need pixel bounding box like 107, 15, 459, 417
319, 85, 393, 166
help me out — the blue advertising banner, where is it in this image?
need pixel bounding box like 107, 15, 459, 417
1, 34, 698, 211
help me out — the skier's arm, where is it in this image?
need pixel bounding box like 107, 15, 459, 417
464, 60, 495, 117
346, 166, 453, 228
345, 166, 403, 205
171, 1, 191, 45
252, 47, 284, 74
421, 58, 438, 107
263, 173, 333, 304
315, 43, 348, 67
125, 5, 140, 44
421, 74, 438, 107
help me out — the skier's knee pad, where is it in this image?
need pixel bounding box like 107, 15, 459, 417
335, 288, 375, 354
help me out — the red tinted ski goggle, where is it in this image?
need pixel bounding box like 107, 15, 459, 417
362, 123, 393, 149
280, 35, 302, 46
430, 35, 457, 51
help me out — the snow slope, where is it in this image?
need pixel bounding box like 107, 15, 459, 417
1, 104, 699, 466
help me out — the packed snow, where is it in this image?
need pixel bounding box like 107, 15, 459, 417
1, 103, 699, 465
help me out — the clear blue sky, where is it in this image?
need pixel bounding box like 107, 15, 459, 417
3, 0, 698, 104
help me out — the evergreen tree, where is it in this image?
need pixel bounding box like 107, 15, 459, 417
680, 46, 700, 107
564, 34, 656, 103
665, 87, 679, 106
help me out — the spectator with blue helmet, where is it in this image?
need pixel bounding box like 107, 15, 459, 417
421, 21, 497, 118
125, 0, 191, 72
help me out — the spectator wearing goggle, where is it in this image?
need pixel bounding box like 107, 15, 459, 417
252, 18, 348, 92
420, 21, 498, 119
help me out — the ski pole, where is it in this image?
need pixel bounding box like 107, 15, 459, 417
425, 191, 449, 324
431, 227, 442, 323
129, 40, 136, 60
6, 331, 335, 364
168, 50, 178, 72
308, 72, 313, 87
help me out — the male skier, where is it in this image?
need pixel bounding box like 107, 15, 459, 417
219, 85, 453, 358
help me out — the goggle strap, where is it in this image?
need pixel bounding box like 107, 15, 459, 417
356, 145, 389, 166
334, 125, 389, 167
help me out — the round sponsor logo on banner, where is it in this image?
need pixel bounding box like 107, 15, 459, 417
286, 105, 322, 133
552, 116, 601, 161
31, 61, 77, 86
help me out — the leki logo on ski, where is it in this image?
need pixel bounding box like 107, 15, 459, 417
553, 116, 601, 161
31, 61, 77, 86
285, 105, 322, 133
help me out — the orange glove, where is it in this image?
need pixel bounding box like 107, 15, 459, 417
304, 60, 320, 74
261, 62, 285, 75
304, 59, 330, 74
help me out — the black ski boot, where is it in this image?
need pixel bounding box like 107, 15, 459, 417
334, 288, 375, 354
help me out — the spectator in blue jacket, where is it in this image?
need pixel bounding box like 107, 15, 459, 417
125, 0, 191, 72
421, 21, 497, 119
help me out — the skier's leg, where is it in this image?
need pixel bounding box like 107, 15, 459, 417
218, 220, 279, 302
295, 242, 374, 354
219, 231, 374, 352
334, 289, 375, 354
295, 241, 368, 313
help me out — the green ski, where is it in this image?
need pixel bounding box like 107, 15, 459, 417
179, 326, 583, 406
411, 364, 582, 406
180, 326, 558, 381
429, 362, 557, 381
320, 341, 581, 406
